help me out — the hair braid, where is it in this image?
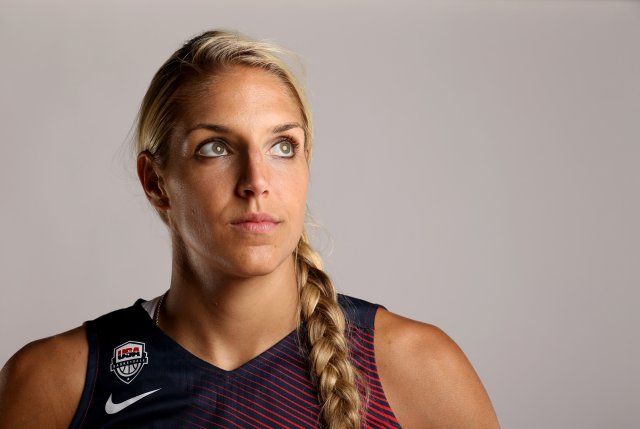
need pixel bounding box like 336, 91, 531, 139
295, 232, 364, 429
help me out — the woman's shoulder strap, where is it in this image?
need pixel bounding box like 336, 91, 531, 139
337, 294, 385, 329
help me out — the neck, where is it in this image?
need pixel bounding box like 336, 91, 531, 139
160, 246, 300, 371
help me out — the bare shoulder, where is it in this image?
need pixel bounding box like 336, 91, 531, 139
0, 326, 88, 429
374, 308, 500, 429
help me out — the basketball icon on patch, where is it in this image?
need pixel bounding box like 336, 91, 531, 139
110, 341, 149, 384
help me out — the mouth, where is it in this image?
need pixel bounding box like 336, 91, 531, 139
230, 212, 281, 233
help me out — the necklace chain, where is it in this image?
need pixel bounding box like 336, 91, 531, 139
154, 291, 168, 327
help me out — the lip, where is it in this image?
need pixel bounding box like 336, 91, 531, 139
230, 212, 281, 233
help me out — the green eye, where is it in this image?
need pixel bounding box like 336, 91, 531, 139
198, 141, 228, 157
271, 140, 295, 158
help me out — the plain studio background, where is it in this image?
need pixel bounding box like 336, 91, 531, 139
0, 0, 638, 427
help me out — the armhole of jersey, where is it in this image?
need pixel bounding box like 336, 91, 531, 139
339, 296, 403, 427
368, 302, 385, 328
68, 321, 99, 429
369, 305, 402, 426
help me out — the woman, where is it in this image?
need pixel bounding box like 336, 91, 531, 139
0, 30, 499, 428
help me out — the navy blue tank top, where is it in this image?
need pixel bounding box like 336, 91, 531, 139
69, 294, 401, 428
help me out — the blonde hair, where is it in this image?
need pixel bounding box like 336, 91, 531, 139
136, 30, 363, 429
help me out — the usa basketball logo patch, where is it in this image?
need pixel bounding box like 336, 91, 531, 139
110, 341, 149, 384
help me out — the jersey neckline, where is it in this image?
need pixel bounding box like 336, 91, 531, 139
133, 299, 303, 376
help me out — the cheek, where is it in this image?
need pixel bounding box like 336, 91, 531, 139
286, 165, 309, 211
166, 173, 226, 229
288, 169, 309, 235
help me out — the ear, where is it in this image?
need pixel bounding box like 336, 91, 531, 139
137, 151, 170, 210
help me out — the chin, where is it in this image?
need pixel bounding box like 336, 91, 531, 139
225, 247, 293, 278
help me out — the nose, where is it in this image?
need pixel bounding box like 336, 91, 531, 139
236, 149, 269, 199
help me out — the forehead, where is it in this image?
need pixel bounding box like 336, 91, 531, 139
181, 65, 303, 128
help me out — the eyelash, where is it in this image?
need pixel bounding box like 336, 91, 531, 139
196, 139, 228, 157
195, 136, 301, 158
274, 137, 300, 157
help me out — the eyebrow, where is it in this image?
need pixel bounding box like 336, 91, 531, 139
272, 122, 303, 133
185, 123, 231, 135
185, 122, 303, 136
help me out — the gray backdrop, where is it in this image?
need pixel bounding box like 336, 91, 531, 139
1, 1, 638, 427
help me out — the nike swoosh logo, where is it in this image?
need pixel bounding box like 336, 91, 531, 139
105, 388, 161, 415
